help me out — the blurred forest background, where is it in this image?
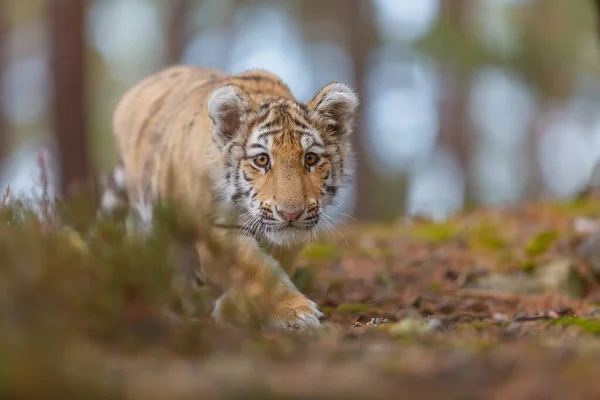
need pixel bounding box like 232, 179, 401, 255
1, 0, 600, 222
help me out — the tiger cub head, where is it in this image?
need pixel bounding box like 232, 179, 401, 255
208, 81, 358, 246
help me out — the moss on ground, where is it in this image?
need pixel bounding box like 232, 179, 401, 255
552, 317, 600, 335
410, 220, 461, 244
525, 230, 559, 257
468, 220, 507, 251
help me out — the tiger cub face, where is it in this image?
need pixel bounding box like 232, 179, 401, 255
208, 82, 358, 246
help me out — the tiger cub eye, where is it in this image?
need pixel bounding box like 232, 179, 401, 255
253, 153, 270, 168
305, 152, 320, 167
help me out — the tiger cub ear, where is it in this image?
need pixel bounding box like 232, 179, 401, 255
208, 84, 255, 148
308, 82, 359, 139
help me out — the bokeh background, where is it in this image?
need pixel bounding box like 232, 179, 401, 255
1, 0, 600, 222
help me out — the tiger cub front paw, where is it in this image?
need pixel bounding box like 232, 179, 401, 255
266, 291, 324, 330
211, 289, 324, 331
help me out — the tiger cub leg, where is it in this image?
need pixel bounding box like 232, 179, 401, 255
195, 231, 323, 330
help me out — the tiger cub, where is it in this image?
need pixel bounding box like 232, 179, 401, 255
101, 65, 358, 330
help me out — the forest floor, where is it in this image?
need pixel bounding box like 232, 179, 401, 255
4, 187, 600, 399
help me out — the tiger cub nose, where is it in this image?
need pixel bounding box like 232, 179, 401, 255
276, 207, 304, 222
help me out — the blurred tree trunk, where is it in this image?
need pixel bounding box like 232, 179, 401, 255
595, 0, 600, 43
50, 0, 90, 197
298, 0, 381, 220
524, 101, 549, 199
437, 72, 472, 202
165, 0, 191, 65
343, 0, 379, 220
437, 0, 474, 206
0, 0, 7, 171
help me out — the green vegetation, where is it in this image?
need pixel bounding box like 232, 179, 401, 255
468, 221, 507, 251
410, 220, 461, 244
552, 317, 600, 335
549, 197, 600, 218
525, 230, 559, 257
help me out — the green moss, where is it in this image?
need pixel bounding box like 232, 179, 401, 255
410, 221, 461, 244
466, 321, 490, 332
301, 243, 342, 261
550, 198, 600, 217
525, 230, 559, 257
552, 317, 600, 335
468, 221, 506, 251
387, 318, 432, 337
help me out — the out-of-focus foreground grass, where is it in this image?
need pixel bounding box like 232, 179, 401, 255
0, 190, 212, 398
6, 182, 600, 399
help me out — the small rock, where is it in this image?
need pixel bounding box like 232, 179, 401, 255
577, 232, 600, 277
493, 313, 508, 322
588, 308, 600, 319
515, 312, 529, 322
365, 317, 388, 327
426, 317, 445, 332
574, 217, 600, 235
464, 259, 586, 298
503, 322, 522, 338
388, 317, 432, 337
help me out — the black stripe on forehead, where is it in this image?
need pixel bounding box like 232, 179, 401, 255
254, 107, 273, 125
299, 122, 326, 147
256, 130, 281, 143
260, 118, 281, 131
250, 100, 315, 145
253, 109, 284, 143
302, 135, 325, 150
256, 119, 284, 142
290, 116, 310, 131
